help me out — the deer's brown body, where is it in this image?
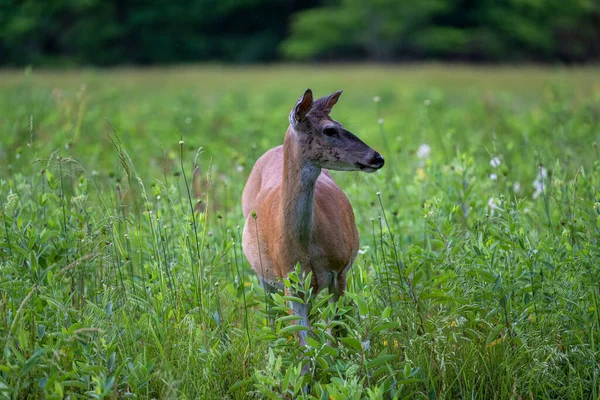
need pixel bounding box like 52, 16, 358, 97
242, 142, 359, 292
241, 89, 384, 345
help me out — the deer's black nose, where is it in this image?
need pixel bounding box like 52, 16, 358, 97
371, 152, 385, 168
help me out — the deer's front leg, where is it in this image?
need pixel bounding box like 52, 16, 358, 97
287, 290, 312, 380
291, 300, 309, 347
285, 284, 310, 347
328, 268, 349, 343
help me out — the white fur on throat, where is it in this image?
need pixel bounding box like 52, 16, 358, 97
292, 164, 320, 245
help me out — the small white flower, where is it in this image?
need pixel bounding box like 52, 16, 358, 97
513, 182, 521, 192
373, 96, 381, 103
156, 195, 161, 200
539, 167, 547, 178
532, 167, 547, 199
533, 181, 544, 199
417, 144, 431, 159
490, 157, 501, 168
236, 165, 244, 172
488, 197, 503, 216
490, 173, 498, 181
377, 118, 384, 125
424, 99, 431, 106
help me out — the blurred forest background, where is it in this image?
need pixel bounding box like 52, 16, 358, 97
1, 0, 599, 66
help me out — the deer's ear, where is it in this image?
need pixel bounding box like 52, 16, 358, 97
290, 89, 313, 127
322, 90, 343, 115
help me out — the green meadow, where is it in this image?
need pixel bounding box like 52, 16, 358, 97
1, 65, 599, 399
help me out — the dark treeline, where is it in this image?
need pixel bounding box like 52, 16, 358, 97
1, 0, 599, 66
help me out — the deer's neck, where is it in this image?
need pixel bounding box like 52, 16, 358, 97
281, 129, 320, 250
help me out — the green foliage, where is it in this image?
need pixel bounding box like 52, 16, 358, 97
283, 0, 600, 61
0, 66, 600, 398
0, 0, 313, 65
1, 0, 599, 65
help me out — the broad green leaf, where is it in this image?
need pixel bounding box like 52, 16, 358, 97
341, 337, 362, 352
279, 325, 307, 336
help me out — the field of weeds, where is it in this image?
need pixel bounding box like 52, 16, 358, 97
1, 65, 599, 399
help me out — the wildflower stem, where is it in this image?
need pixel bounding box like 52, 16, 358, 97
372, 218, 392, 310
253, 213, 270, 326
0, 193, 12, 258
233, 229, 252, 347
539, 164, 552, 230
179, 138, 202, 303
59, 158, 69, 263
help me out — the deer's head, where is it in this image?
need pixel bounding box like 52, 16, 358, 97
289, 89, 384, 173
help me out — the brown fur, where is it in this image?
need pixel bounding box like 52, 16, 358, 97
241, 89, 384, 344
242, 143, 358, 292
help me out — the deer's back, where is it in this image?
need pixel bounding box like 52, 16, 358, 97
242, 146, 285, 218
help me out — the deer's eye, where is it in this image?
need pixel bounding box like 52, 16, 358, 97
323, 127, 338, 137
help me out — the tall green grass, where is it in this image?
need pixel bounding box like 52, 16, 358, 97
0, 66, 599, 399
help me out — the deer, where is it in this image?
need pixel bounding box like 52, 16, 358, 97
241, 89, 384, 347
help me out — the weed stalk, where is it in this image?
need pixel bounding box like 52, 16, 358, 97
253, 212, 270, 326
179, 139, 202, 305
0, 193, 11, 258
233, 229, 251, 347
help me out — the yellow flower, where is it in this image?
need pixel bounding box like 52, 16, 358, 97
415, 167, 427, 183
